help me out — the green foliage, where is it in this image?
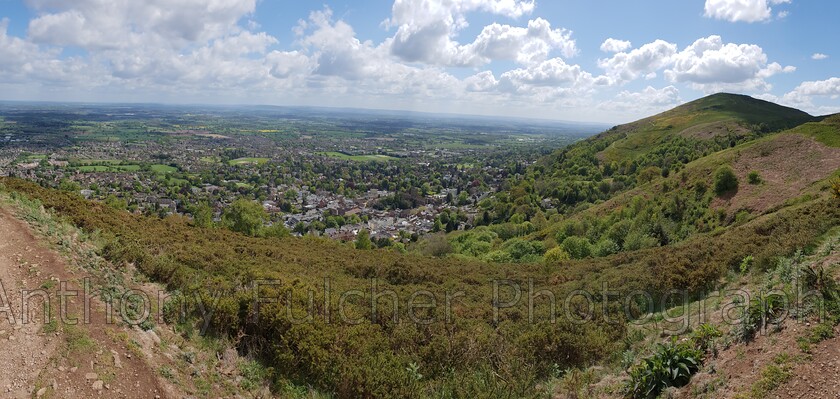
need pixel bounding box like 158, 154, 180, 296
355, 229, 373, 250
5, 177, 840, 398
736, 294, 786, 343
626, 338, 704, 399
714, 166, 739, 196
222, 199, 268, 236
191, 202, 214, 228
691, 324, 723, 353
739, 255, 754, 274
747, 171, 762, 185
561, 236, 592, 259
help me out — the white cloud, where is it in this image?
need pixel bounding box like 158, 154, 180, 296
27, 0, 258, 50
599, 86, 681, 112
600, 38, 632, 53
812, 53, 829, 60
664, 35, 794, 92
384, 0, 575, 67
704, 0, 791, 23
598, 40, 677, 84
465, 18, 577, 65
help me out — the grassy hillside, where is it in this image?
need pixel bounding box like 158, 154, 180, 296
597, 93, 814, 162
443, 94, 839, 268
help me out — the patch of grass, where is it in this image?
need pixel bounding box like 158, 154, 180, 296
159, 366, 175, 380
747, 354, 793, 398
150, 164, 177, 173
42, 319, 58, 334
792, 121, 840, 148
228, 157, 269, 166
319, 152, 396, 162
65, 324, 95, 353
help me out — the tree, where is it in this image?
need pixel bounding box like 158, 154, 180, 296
714, 166, 739, 196
831, 177, 840, 201
192, 202, 214, 228
561, 236, 592, 259
355, 229, 373, 250
222, 199, 268, 236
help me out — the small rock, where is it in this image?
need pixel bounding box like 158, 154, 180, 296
92, 380, 104, 391
84, 372, 98, 380
36, 387, 47, 397
69, 367, 78, 373
111, 350, 122, 369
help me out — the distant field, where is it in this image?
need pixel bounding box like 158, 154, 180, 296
150, 164, 178, 173
228, 157, 269, 166
320, 152, 396, 162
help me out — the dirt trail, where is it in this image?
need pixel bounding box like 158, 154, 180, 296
0, 206, 169, 398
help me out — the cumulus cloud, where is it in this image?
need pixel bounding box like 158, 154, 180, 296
598, 40, 677, 84
464, 18, 577, 65
664, 35, 794, 92
704, 0, 791, 23
384, 0, 575, 67
812, 53, 829, 60
600, 38, 632, 53
27, 0, 258, 49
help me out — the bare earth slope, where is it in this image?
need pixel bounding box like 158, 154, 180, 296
0, 206, 168, 398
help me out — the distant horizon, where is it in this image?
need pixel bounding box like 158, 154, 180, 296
0, 98, 616, 127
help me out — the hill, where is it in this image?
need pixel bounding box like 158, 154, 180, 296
596, 93, 815, 162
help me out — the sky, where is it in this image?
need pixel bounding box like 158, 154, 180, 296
0, 0, 839, 124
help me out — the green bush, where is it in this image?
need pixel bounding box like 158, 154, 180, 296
714, 166, 739, 196
747, 171, 762, 185
627, 338, 704, 399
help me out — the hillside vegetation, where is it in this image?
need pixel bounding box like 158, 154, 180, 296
1, 94, 838, 398
449, 94, 839, 267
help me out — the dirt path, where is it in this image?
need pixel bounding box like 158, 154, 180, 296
0, 207, 169, 398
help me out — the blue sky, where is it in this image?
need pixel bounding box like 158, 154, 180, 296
0, 0, 838, 123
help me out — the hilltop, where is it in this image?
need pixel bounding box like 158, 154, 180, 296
596, 93, 815, 162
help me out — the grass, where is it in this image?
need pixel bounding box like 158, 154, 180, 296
150, 164, 177, 173
320, 151, 396, 162
598, 93, 814, 162
791, 121, 840, 148
228, 157, 269, 166
65, 323, 96, 353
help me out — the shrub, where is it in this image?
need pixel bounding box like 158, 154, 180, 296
714, 166, 739, 196
561, 236, 592, 259
627, 338, 704, 399
747, 171, 762, 185
544, 247, 571, 264
691, 324, 723, 354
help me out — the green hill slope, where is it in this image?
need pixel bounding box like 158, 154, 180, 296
449, 94, 839, 267
597, 93, 815, 162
